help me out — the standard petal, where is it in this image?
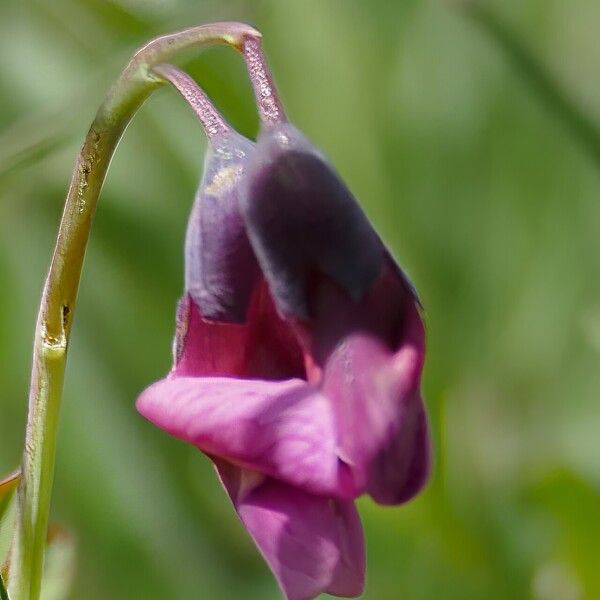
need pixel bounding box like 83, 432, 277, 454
136, 376, 354, 498
216, 464, 364, 600
241, 123, 385, 319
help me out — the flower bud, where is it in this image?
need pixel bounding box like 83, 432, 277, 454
140, 54, 430, 600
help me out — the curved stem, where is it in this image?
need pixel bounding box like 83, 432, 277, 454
8, 21, 260, 600
152, 64, 231, 139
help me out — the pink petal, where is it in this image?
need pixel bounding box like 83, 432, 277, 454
298, 264, 430, 505
174, 290, 305, 380
216, 463, 364, 600
173, 294, 252, 377
325, 499, 367, 597
136, 376, 353, 498
323, 313, 429, 505
365, 394, 430, 505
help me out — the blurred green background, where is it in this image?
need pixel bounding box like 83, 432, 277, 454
1, 0, 599, 598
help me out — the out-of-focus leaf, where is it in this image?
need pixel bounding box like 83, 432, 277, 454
40, 526, 76, 600
0, 471, 19, 524
0, 470, 20, 585
527, 470, 600, 599
0, 135, 67, 182
1, 571, 9, 600
463, 0, 600, 166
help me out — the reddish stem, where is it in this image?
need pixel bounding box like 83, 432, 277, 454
242, 36, 287, 126
153, 64, 230, 139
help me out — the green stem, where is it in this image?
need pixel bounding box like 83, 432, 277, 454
8, 21, 260, 600
464, 1, 600, 166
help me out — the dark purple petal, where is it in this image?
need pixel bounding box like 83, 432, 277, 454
216, 463, 364, 600
241, 123, 385, 319
185, 131, 260, 323
136, 375, 354, 498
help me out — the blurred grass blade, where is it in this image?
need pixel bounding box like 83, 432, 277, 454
1, 470, 21, 591
40, 527, 75, 600
0, 471, 20, 523
463, 0, 600, 167
0, 136, 67, 182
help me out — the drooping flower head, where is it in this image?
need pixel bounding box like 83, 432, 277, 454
138, 41, 429, 600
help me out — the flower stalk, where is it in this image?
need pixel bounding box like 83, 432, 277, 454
241, 36, 287, 125
9, 22, 261, 600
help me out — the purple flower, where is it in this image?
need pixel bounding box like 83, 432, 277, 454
138, 62, 429, 600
